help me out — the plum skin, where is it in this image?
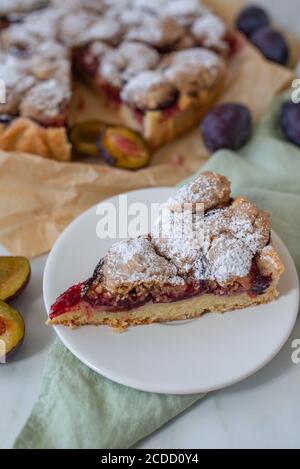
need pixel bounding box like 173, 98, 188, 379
201, 103, 252, 152
236, 5, 270, 37
250, 27, 289, 65
280, 102, 300, 147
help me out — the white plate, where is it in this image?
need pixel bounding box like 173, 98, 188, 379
43, 187, 299, 394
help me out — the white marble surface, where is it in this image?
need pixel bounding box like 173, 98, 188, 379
1, 0, 300, 450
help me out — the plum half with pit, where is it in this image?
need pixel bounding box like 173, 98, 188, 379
201, 103, 252, 152
0, 256, 31, 302
236, 5, 270, 37
0, 301, 25, 362
98, 127, 150, 170
280, 102, 300, 147
250, 27, 289, 65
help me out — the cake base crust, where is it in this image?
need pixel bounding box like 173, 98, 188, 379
47, 285, 279, 332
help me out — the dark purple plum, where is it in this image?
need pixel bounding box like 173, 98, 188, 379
201, 103, 252, 152
250, 27, 289, 65
0, 115, 14, 125
236, 5, 270, 37
251, 273, 272, 295
280, 102, 300, 147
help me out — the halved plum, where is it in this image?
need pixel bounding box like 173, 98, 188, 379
70, 120, 105, 156
0, 256, 31, 302
0, 301, 25, 362
98, 127, 150, 170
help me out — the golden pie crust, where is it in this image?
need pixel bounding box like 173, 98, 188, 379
0, 118, 71, 161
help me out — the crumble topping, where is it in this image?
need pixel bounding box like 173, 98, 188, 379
79, 17, 123, 46
152, 208, 205, 274
126, 16, 185, 49
1, 7, 62, 50
121, 71, 178, 111
161, 48, 225, 97
99, 237, 184, 295
163, 47, 222, 71
174, 35, 196, 51
201, 234, 253, 283
166, 172, 231, 213
33, 41, 68, 60
89, 40, 112, 59
91, 173, 272, 293
107, 9, 155, 27
51, 0, 106, 13
162, 0, 208, 26
192, 13, 228, 52
0, 0, 48, 16
26, 42, 69, 80
205, 198, 270, 254
19, 78, 70, 122
0, 53, 36, 114
100, 41, 160, 88
132, 0, 172, 14
57, 10, 98, 47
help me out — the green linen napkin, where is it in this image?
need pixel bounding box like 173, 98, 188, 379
14, 94, 300, 449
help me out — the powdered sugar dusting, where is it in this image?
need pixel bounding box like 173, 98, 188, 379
164, 48, 222, 72
152, 207, 205, 274
205, 235, 253, 283
100, 41, 160, 88
152, 199, 270, 283
122, 71, 167, 94
102, 237, 184, 293
0, 53, 24, 86
166, 172, 231, 212
192, 13, 228, 51
0, 53, 36, 114
162, 0, 208, 26
97, 173, 271, 292
20, 78, 70, 120
0, 0, 48, 16
120, 70, 176, 109
1, 7, 64, 50
161, 47, 225, 95
79, 17, 122, 45
126, 16, 184, 48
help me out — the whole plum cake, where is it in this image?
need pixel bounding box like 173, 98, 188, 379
0, 0, 229, 161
